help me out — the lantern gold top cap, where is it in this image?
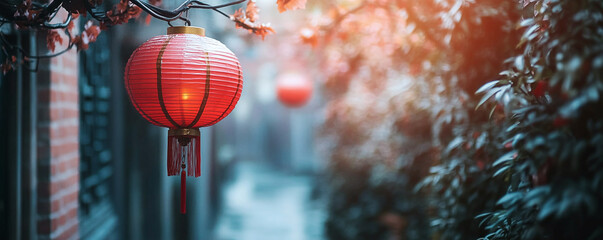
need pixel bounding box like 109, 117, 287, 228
167, 26, 205, 36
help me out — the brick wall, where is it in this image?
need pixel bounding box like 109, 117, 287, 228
36, 19, 80, 240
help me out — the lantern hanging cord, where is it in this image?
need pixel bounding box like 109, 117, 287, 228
167, 8, 191, 27
181, 146, 187, 169
168, 17, 191, 27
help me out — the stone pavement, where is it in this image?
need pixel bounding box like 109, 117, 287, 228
213, 161, 325, 240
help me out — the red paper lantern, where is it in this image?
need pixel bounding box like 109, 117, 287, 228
276, 72, 313, 108
124, 26, 242, 213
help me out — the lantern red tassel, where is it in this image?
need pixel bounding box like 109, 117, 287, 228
169, 129, 199, 214
167, 129, 201, 177
124, 26, 243, 214
181, 170, 186, 214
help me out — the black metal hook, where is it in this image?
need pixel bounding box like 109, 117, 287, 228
167, 16, 191, 27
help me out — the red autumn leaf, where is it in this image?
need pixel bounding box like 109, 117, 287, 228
16, 0, 31, 12
246, 0, 259, 22
46, 29, 63, 53
504, 141, 512, 149
67, 19, 75, 32
396, 0, 406, 8
463, 142, 471, 150
106, 10, 116, 22
84, 20, 101, 40
277, 0, 307, 13
530, 174, 541, 186
145, 14, 152, 25
531, 158, 552, 186
99, 21, 110, 30
230, 8, 275, 40
128, 4, 142, 18
11, 56, 16, 63
105, 0, 142, 26
232, 8, 245, 22
472, 131, 481, 139
115, 0, 128, 13
149, 0, 162, 6
553, 116, 569, 127
532, 81, 548, 98
73, 34, 90, 50
476, 160, 485, 171
63, 0, 87, 14
299, 27, 318, 47
253, 24, 275, 40
72, 35, 84, 50
72, 21, 101, 51
2, 60, 13, 75
409, 62, 421, 76
25, 9, 41, 21
14, 0, 34, 21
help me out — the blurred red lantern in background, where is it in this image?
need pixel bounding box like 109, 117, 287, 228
276, 72, 313, 108
124, 26, 242, 213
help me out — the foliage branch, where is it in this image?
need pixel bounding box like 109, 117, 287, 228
277, 0, 603, 239
0, 0, 313, 73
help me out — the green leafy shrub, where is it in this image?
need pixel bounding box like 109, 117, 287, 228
315, 0, 602, 239
478, 0, 603, 239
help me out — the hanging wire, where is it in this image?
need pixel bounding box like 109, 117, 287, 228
185, 9, 190, 26
129, 0, 246, 22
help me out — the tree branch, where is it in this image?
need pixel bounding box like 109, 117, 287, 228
129, 0, 246, 22
0, 29, 75, 59
0, 0, 261, 66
